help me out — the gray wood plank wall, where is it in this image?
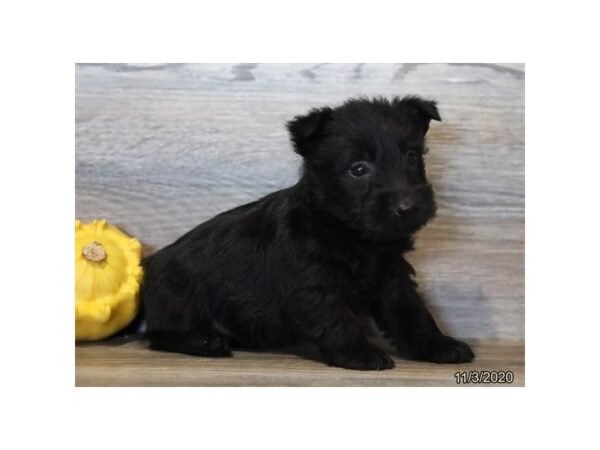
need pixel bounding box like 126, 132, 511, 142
75, 63, 524, 340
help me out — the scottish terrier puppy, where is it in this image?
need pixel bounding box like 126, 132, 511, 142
141, 96, 475, 370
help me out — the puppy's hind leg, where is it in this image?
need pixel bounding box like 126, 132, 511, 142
142, 259, 232, 358
147, 327, 232, 357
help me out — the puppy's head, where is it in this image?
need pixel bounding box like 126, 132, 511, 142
287, 96, 441, 240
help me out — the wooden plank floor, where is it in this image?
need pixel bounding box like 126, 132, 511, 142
76, 339, 524, 387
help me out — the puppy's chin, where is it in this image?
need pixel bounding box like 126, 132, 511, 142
359, 205, 436, 241
359, 222, 427, 242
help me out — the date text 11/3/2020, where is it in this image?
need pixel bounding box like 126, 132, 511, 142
454, 371, 514, 384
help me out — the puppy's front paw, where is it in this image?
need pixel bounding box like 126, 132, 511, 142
410, 335, 475, 364
324, 344, 395, 371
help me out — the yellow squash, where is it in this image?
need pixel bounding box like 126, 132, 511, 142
75, 220, 143, 341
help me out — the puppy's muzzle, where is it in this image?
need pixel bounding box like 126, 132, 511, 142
394, 197, 416, 215
393, 195, 417, 215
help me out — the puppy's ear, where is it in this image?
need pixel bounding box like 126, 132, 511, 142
407, 96, 441, 122
286, 107, 332, 157
395, 96, 441, 135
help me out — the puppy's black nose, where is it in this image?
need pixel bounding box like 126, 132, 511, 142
394, 197, 415, 215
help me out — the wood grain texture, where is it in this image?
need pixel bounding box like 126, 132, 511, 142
75, 63, 524, 340
75, 339, 524, 387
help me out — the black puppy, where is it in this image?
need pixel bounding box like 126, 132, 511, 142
141, 96, 474, 370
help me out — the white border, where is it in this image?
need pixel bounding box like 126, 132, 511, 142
2, 1, 600, 448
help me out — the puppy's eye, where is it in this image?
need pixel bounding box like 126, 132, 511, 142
405, 151, 419, 168
350, 162, 369, 178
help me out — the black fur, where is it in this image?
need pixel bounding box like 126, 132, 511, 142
141, 96, 474, 370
